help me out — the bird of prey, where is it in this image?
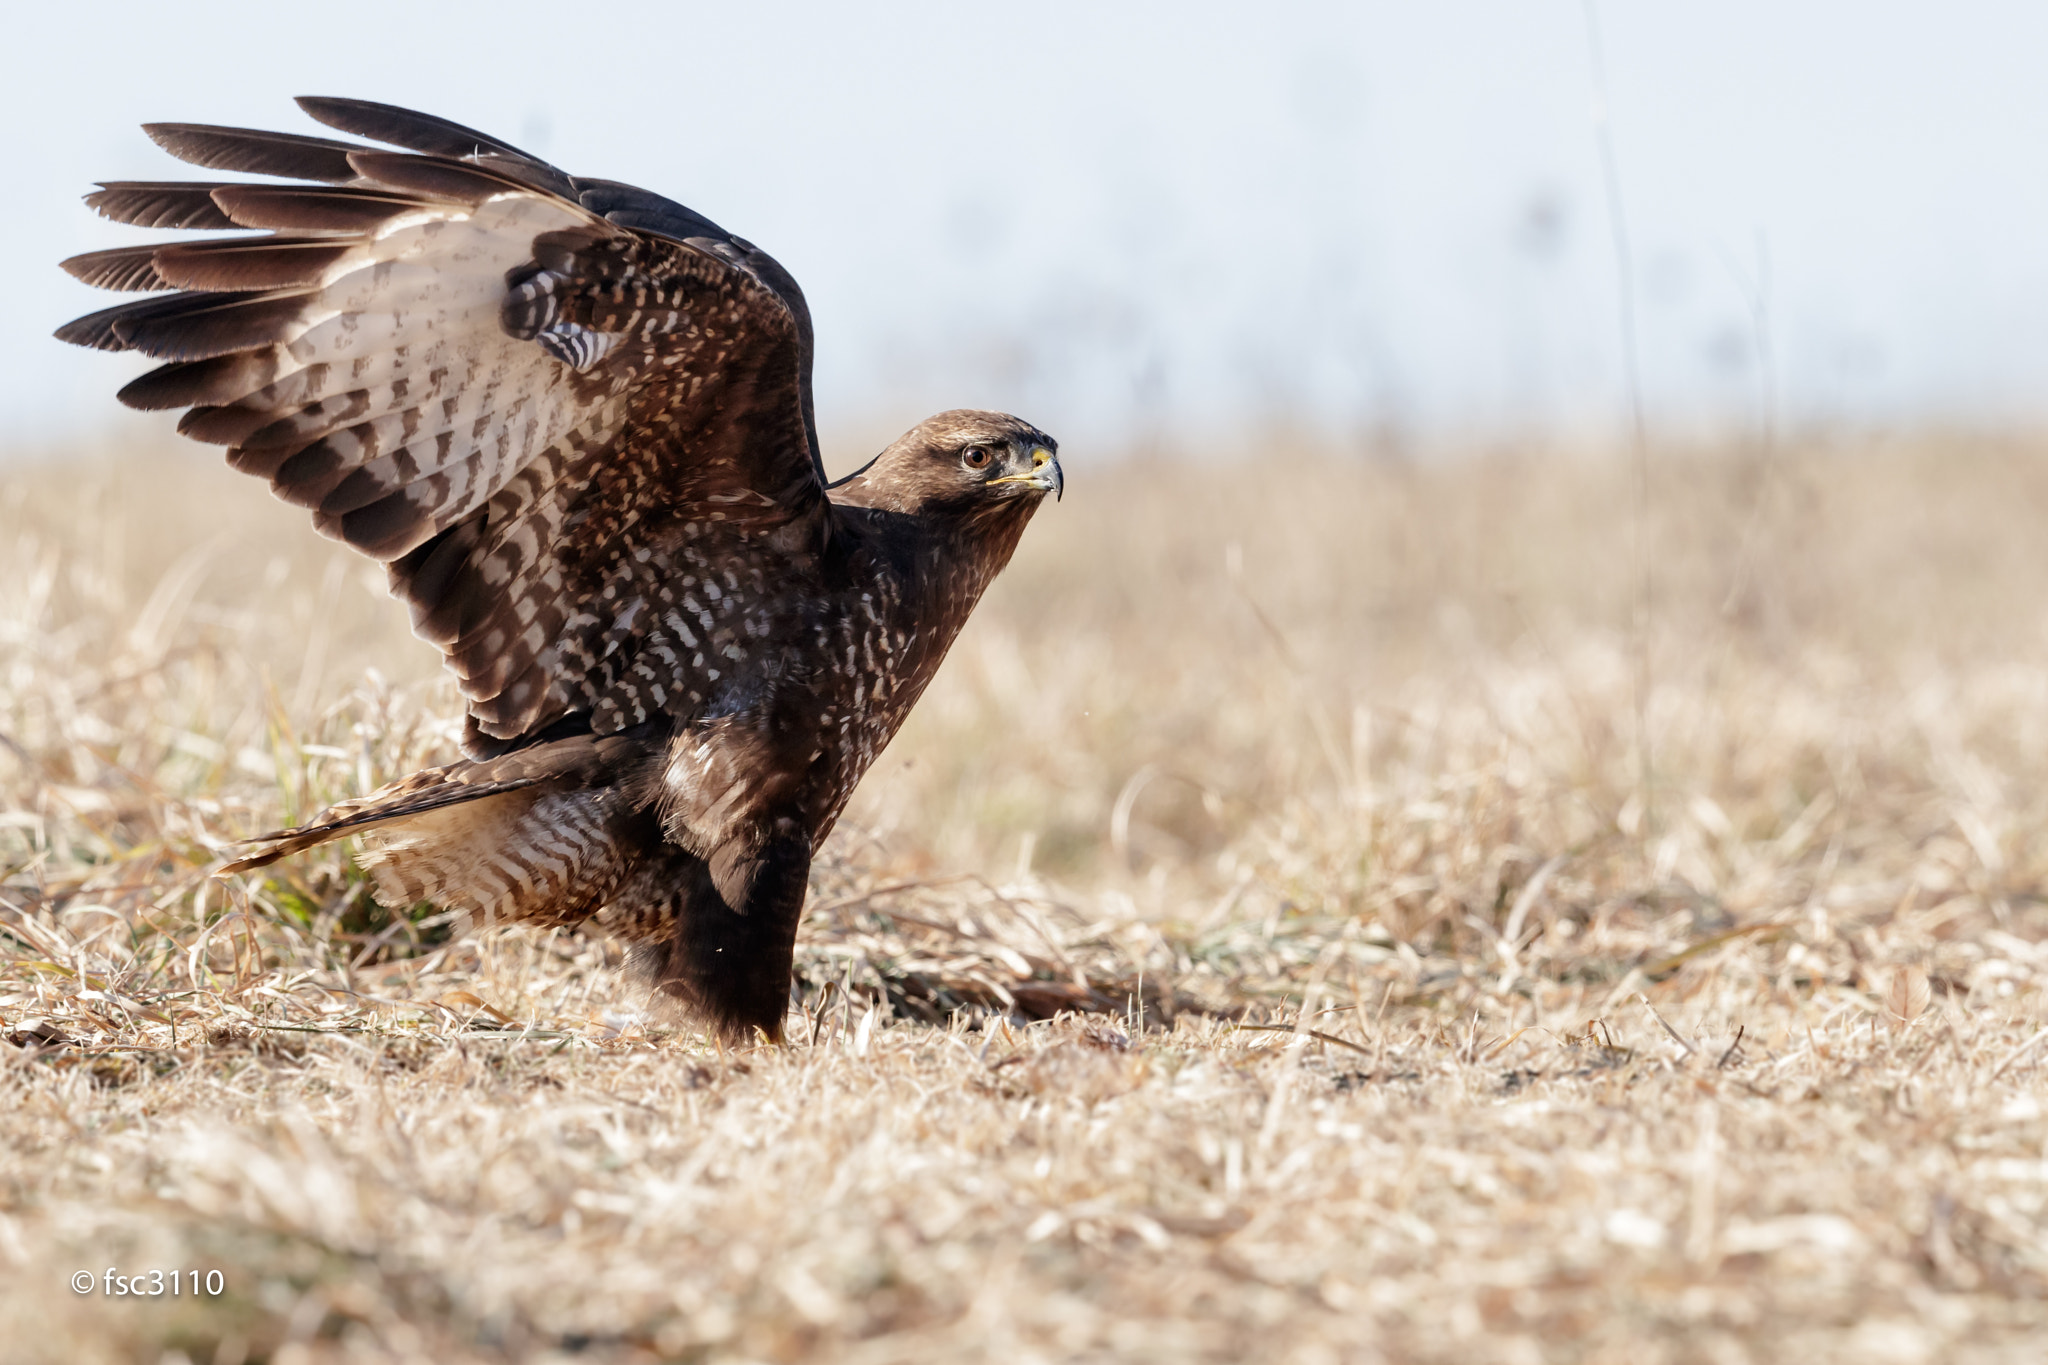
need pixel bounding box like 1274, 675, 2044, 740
57, 97, 1062, 1042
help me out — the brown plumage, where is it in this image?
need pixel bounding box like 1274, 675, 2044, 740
58, 97, 1063, 1041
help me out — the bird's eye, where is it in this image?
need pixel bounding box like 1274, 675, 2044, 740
962, 446, 993, 470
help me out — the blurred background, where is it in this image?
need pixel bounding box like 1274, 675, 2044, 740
9, 0, 2048, 464
10, 0, 2048, 907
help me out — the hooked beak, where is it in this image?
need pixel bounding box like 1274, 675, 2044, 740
991, 446, 1063, 501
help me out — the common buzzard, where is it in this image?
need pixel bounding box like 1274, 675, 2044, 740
57, 98, 1062, 1041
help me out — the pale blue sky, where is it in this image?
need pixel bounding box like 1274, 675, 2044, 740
9, 0, 2048, 466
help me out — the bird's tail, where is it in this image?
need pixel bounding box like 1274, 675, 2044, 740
219, 729, 656, 927
217, 768, 546, 875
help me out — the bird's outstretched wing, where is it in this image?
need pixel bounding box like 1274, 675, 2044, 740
59, 97, 830, 754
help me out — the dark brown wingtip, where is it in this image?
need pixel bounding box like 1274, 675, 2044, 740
60, 245, 171, 293
296, 95, 547, 164
85, 182, 239, 232
54, 299, 142, 351
116, 352, 281, 412
143, 122, 365, 183
98, 289, 311, 363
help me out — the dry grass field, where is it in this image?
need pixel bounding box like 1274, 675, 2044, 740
5, 429, 2048, 1363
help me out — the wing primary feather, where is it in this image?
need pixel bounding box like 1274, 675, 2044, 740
345, 149, 566, 205
55, 295, 178, 351
86, 182, 239, 231
209, 183, 425, 231
144, 123, 369, 182
117, 352, 284, 411
296, 95, 551, 166
152, 239, 356, 291
61, 245, 174, 293
103, 289, 312, 362
64, 239, 348, 294
574, 179, 730, 242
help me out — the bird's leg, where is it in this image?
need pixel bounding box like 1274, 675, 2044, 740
638, 827, 810, 1044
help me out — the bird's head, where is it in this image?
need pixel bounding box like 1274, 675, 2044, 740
836, 409, 1062, 519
